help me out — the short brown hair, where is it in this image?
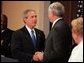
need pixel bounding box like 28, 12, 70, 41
23, 9, 35, 19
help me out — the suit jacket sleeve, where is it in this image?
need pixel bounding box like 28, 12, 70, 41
11, 31, 33, 62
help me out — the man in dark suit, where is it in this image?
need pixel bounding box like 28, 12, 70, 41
11, 9, 45, 62
1, 14, 14, 58
33, 2, 72, 62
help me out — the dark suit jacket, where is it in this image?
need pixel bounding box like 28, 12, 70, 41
43, 19, 72, 62
11, 26, 45, 62
1, 28, 14, 58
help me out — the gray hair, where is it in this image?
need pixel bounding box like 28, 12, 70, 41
23, 9, 35, 19
48, 2, 65, 17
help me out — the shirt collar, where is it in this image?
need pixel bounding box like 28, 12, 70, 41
25, 25, 35, 33
52, 18, 62, 28
25, 25, 36, 38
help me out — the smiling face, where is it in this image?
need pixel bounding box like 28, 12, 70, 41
24, 11, 37, 29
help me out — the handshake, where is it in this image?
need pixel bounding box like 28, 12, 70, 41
33, 51, 44, 62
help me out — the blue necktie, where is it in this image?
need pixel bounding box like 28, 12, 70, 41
31, 30, 36, 48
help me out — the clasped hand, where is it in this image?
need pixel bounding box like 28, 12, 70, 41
33, 51, 44, 61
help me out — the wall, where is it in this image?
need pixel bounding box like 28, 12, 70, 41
2, 1, 50, 38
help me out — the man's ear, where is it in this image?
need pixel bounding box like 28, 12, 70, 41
23, 18, 26, 23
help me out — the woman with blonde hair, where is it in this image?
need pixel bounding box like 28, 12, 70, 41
68, 17, 83, 62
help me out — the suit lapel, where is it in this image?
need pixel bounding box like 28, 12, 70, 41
21, 26, 35, 47
34, 29, 40, 48
21, 26, 41, 49
52, 19, 63, 29
47, 19, 64, 41
21, 26, 31, 39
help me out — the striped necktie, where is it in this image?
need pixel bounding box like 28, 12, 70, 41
31, 30, 36, 48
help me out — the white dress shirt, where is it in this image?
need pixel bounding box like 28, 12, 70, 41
25, 25, 36, 39
52, 18, 62, 28
68, 39, 83, 62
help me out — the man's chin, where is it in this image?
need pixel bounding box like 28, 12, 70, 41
34, 24, 36, 26
32, 25, 36, 28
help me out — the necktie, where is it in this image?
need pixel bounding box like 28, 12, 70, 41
31, 30, 36, 48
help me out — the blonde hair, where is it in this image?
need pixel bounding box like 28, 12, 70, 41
71, 17, 83, 37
